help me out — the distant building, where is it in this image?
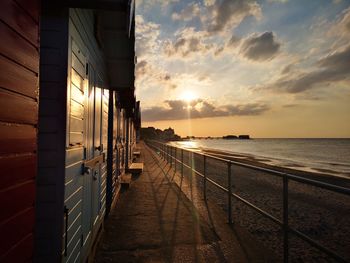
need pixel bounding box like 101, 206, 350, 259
140, 127, 181, 141
223, 135, 238, 139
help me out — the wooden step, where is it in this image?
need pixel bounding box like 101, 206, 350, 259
128, 162, 144, 175
133, 151, 141, 157
120, 173, 132, 188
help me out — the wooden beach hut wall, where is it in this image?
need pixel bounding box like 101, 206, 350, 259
35, 1, 135, 262
120, 89, 137, 169
0, 0, 40, 261
135, 101, 141, 142
118, 107, 127, 178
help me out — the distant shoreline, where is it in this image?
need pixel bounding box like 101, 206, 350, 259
169, 141, 350, 188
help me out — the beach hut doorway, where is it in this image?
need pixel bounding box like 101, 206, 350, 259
81, 61, 104, 259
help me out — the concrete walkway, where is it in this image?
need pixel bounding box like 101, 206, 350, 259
94, 142, 270, 262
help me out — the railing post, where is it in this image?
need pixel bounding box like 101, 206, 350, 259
283, 176, 289, 263
170, 146, 172, 168
203, 155, 207, 199
190, 152, 193, 179
174, 147, 177, 173
227, 162, 232, 224
181, 149, 184, 177
166, 145, 169, 163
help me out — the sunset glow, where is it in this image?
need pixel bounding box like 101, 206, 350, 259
136, 0, 350, 138
180, 90, 197, 102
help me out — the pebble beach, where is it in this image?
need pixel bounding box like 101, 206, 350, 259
174, 147, 350, 262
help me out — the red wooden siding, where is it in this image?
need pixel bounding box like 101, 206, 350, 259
0, 0, 39, 262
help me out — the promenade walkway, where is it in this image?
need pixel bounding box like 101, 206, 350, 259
94, 142, 269, 262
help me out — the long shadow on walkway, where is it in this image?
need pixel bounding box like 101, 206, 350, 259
94, 142, 266, 262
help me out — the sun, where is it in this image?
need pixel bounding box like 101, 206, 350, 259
181, 90, 197, 102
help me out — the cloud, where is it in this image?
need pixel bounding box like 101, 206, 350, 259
204, 0, 216, 6
135, 15, 161, 59
142, 99, 270, 121
240, 32, 281, 61
228, 35, 241, 47
324, 8, 350, 50
136, 60, 177, 89
335, 7, 350, 34
163, 28, 215, 58
267, 0, 288, 3
136, 0, 179, 9
172, 2, 200, 21
259, 45, 350, 93
206, 0, 262, 33
281, 64, 293, 75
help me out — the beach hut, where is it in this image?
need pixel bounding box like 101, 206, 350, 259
0, 0, 40, 261
0, 0, 138, 262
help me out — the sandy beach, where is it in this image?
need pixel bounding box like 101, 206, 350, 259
171, 147, 350, 262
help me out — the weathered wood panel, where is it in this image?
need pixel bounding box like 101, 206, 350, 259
0, 0, 39, 46
0, 2, 39, 259
0, 89, 38, 124
0, 22, 39, 73
70, 100, 84, 119
0, 123, 36, 154
0, 208, 35, 259
16, 0, 39, 22
69, 132, 84, 146
0, 55, 38, 98
71, 84, 84, 105
72, 53, 85, 77
1, 234, 33, 262
66, 147, 84, 166
0, 180, 35, 223
71, 69, 84, 91
70, 116, 84, 133
0, 154, 36, 190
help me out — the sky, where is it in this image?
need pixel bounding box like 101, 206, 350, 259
135, 0, 350, 138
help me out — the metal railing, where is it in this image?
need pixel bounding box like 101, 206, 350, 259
146, 140, 350, 263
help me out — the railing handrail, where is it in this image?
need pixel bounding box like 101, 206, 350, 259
146, 140, 350, 263
164, 141, 350, 195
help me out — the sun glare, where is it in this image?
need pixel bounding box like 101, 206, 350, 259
181, 90, 197, 102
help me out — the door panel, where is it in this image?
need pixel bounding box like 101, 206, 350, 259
64, 39, 86, 263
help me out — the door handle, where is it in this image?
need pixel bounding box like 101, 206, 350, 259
93, 170, 98, 181
95, 144, 103, 151
84, 166, 91, 175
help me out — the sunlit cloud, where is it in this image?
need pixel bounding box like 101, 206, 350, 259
267, 0, 288, 3
142, 99, 270, 121
255, 45, 350, 94
172, 2, 200, 21
135, 15, 161, 59
240, 32, 281, 61
205, 0, 262, 33
163, 27, 216, 58
136, 60, 177, 90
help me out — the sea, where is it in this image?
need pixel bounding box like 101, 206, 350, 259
171, 138, 350, 178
